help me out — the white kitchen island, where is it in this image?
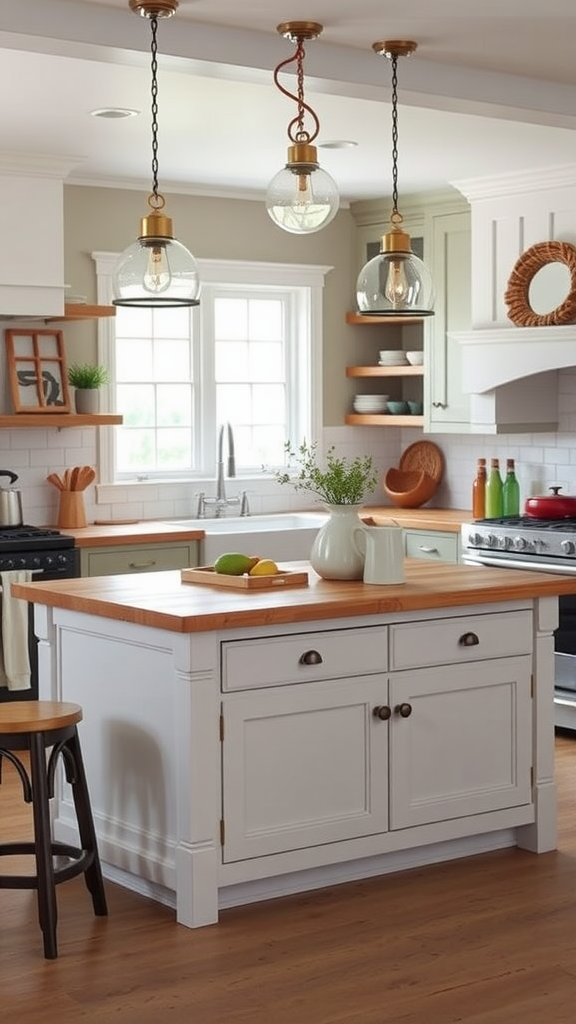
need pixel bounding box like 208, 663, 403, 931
13, 560, 576, 928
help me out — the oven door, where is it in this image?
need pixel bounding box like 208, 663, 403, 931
0, 551, 80, 703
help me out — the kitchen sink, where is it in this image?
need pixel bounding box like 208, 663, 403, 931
168, 511, 328, 563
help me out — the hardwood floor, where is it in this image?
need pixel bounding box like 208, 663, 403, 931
3, 735, 576, 1022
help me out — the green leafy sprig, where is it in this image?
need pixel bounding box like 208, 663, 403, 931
276, 440, 377, 506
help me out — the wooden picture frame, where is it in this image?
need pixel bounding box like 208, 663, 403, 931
5, 329, 71, 413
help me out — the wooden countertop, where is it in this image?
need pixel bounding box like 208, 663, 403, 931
58, 522, 204, 547
13, 559, 576, 635
57, 508, 469, 546
363, 507, 469, 533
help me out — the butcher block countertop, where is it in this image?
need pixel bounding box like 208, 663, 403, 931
364, 507, 469, 532
57, 508, 469, 546
58, 521, 204, 547
12, 559, 576, 634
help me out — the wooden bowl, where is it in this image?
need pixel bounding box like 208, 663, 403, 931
384, 467, 438, 508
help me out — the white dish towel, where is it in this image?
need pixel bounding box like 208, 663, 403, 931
0, 570, 32, 690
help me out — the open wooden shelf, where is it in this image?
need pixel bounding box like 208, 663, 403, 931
45, 304, 116, 323
0, 414, 123, 428
346, 365, 424, 378
345, 413, 424, 427
345, 311, 424, 326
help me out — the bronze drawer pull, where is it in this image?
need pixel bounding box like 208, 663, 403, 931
394, 702, 412, 718
299, 650, 323, 666
128, 560, 157, 570
459, 632, 479, 647
373, 705, 391, 721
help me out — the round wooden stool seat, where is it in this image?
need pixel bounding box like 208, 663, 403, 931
0, 701, 83, 733
0, 700, 107, 959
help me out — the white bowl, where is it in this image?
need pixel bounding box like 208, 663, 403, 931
406, 351, 424, 365
379, 350, 407, 363
355, 393, 389, 401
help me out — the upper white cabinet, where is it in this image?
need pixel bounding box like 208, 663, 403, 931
0, 155, 80, 318
424, 207, 472, 432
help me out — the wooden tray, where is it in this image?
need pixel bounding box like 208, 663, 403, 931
181, 566, 309, 589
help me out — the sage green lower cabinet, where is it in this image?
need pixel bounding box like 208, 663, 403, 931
404, 528, 461, 563
79, 540, 199, 577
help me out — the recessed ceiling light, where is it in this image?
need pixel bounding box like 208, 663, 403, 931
90, 108, 140, 119
318, 140, 358, 149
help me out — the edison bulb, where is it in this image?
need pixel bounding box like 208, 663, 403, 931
384, 258, 409, 307
266, 164, 339, 235
143, 244, 171, 295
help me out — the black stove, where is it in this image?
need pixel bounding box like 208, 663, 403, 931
0, 525, 78, 574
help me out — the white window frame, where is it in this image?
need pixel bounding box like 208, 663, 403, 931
92, 253, 331, 491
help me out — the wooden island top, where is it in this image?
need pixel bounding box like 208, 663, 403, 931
13, 559, 576, 634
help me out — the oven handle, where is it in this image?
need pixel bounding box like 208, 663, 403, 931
463, 553, 576, 575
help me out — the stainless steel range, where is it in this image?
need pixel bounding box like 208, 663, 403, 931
0, 526, 79, 703
462, 515, 576, 730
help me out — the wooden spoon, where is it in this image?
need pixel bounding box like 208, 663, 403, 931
77, 466, 96, 490
62, 469, 72, 491
47, 472, 64, 491
70, 467, 81, 491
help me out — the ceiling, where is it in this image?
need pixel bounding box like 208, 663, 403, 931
3, 0, 576, 205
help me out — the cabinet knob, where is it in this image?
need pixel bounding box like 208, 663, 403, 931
394, 702, 412, 718
299, 649, 323, 666
459, 632, 479, 647
373, 705, 391, 721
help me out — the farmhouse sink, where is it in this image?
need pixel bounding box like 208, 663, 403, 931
169, 511, 328, 563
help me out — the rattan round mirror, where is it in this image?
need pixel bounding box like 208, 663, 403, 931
504, 240, 576, 326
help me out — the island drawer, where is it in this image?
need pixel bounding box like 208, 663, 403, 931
221, 626, 387, 691
389, 610, 532, 670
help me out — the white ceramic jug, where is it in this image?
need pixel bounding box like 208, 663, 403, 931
353, 522, 405, 585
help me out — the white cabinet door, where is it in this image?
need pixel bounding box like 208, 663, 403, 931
389, 656, 532, 829
424, 209, 472, 432
222, 675, 389, 862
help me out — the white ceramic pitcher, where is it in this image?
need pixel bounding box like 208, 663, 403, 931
353, 521, 406, 585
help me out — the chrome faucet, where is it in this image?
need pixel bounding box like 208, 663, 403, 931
196, 423, 249, 518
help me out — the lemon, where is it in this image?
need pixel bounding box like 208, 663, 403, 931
249, 559, 279, 576
213, 553, 260, 575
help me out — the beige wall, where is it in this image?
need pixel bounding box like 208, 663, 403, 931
63, 184, 360, 426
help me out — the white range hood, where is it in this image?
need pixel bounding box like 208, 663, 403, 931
0, 153, 82, 319
450, 166, 576, 433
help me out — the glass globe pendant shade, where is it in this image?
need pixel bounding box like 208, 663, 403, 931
266, 144, 339, 235
356, 225, 435, 317
112, 207, 200, 308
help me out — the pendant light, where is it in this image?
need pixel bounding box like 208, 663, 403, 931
356, 41, 434, 317
266, 22, 339, 235
113, 0, 200, 308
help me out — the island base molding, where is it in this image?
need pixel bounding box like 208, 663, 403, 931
32, 595, 558, 929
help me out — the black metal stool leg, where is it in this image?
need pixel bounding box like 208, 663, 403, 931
64, 728, 108, 916
29, 732, 58, 960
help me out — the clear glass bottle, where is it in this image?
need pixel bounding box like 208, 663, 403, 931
502, 458, 520, 516
485, 458, 503, 519
472, 458, 487, 520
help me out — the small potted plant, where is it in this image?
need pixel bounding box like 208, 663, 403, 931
276, 440, 378, 580
67, 363, 110, 415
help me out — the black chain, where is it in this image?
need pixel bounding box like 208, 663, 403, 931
390, 53, 399, 218
150, 15, 160, 202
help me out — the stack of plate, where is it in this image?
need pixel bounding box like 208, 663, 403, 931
353, 394, 389, 414
379, 350, 408, 366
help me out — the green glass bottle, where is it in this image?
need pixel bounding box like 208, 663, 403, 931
502, 458, 520, 516
485, 458, 503, 518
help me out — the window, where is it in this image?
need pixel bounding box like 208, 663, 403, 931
93, 256, 330, 484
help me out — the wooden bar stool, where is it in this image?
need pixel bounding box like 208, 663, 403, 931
0, 701, 108, 959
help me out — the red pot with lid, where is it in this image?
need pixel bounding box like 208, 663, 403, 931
525, 486, 576, 519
